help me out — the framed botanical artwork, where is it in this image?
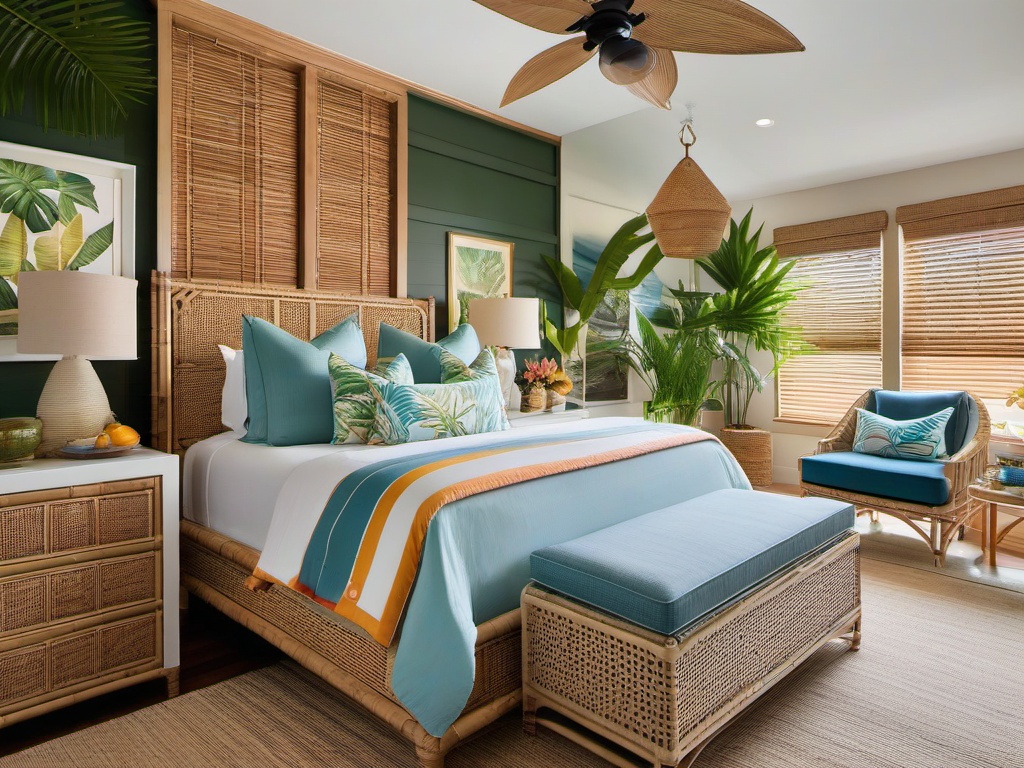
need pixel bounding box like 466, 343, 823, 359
447, 232, 514, 330
0, 140, 136, 361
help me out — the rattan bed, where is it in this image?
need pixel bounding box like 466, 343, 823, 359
151, 273, 523, 767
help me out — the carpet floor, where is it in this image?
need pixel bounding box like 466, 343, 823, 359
2, 557, 1022, 768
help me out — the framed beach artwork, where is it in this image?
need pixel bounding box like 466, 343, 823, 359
0, 140, 135, 361
446, 232, 513, 331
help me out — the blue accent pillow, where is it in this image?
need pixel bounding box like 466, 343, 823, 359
376, 323, 481, 383
873, 390, 970, 456
241, 314, 367, 446
852, 407, 955, 461
328, 353, 413, 444
367, 347, 509, 445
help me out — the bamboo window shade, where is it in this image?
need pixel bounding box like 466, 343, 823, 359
171, 28, 301, 285
315, 77, 395, 296
774, 211, 887, 424
897, 185, 1024, 397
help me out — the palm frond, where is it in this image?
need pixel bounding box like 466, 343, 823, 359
0, 0, 155, 138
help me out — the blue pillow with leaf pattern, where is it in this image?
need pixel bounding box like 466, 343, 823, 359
852, 407, 955, 461
367, 348, 509, 445
328, 353, 413, 444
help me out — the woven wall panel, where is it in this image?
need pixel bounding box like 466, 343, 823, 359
316, 77, 395, 296
896, 185, 1024, 240
171, 27, 301, 285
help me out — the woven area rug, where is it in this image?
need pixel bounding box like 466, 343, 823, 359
3, 558, 1023, 768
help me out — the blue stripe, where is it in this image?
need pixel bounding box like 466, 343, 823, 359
297, 423, 677, 604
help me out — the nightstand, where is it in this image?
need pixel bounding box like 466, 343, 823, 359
507, 408, 590, 426
0, 448, 179, 728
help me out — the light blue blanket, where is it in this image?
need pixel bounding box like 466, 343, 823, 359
390, 431, 750, 736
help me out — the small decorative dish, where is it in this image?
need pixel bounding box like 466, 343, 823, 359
58, 444, 139, 460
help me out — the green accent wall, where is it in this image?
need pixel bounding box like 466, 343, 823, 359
407, 96, 561, 350
0, 0, 157, 436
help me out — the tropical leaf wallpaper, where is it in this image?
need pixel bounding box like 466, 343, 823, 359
368, 350, 509, 445
0, 152, 118, 336
328, 352, 413, 444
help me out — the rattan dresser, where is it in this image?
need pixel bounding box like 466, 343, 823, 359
0, 449, 179, 727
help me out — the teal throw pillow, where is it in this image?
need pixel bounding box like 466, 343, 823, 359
376, 322, 481, 383
852, 407, 955, 461
367, 348, 509, 445
328, 352, 413, 444
241, 314, 367, 446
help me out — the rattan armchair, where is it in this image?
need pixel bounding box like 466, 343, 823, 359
799, 389, 990, 566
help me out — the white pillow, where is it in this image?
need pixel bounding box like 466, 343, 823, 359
218, 345, 248, 433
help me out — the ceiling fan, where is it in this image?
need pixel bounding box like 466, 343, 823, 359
476, 0, 804, 110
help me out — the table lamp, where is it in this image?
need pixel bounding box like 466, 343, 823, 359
469, 297, 541, 409
16, 271, 138, 455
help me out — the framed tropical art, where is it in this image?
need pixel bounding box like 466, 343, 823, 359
447, 232, 513, 331
0, 141, 136, 361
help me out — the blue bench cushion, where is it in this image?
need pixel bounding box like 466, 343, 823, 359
801, 451, 949, 506
530, 489, 854, 636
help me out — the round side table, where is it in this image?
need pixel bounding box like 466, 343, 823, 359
968, 482, 1024, 567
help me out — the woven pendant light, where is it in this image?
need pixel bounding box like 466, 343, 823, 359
647, 122, 731, 258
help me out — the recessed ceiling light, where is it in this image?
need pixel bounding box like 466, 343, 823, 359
755, 118, 775, 127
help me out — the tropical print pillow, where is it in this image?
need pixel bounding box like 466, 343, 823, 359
367, 349, 510, 445
328, 353, 413, 444
852, 407, 955, 460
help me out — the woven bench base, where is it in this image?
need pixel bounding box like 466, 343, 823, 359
522, 532, 861, 768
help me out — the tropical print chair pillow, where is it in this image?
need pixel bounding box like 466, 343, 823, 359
367, 348, 510, 445
852, 407, 955, 460
328, 353, 414, 444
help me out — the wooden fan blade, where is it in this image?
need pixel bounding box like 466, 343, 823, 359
632, 0, 804, 54
627, 48, 677, 109
473, 0, 592, 35
501, 37, 596, 107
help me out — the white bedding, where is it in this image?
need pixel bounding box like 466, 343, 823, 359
182, 432, 374, 549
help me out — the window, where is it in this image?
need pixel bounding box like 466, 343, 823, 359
898, 185, 1024, 397
773, 212, 887, 424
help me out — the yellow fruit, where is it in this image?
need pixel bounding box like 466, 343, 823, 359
95, 433, 111, 448
105, 424, 140, 447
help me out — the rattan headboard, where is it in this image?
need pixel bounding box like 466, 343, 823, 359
151, 272, 434, 455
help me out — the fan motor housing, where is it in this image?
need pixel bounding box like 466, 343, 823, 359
569, 0, 647, 51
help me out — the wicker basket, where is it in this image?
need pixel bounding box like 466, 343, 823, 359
521, 388, 545, 413
720, 426, 773, 486
523, 533, 861, 768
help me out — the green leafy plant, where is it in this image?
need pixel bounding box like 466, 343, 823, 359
542, 212, 663, 360
0, 0, 155, 138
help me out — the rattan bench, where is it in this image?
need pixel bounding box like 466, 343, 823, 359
522, 490, 862, 768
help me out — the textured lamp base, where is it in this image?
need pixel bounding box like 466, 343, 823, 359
36, 356, 114, 455
493, 346, 516, 409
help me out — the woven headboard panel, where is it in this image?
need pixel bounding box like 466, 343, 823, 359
151, 272, 434, 455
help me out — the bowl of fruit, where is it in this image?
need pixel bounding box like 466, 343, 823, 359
59, 422, 141, 459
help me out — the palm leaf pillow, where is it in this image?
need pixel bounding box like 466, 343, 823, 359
852, 407, 955, 460
328, 353, 413, 444
367, 348, 510, 445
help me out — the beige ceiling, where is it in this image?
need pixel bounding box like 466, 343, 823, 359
205, 0, 1024, 200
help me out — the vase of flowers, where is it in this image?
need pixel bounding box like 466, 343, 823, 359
518, 358, 573, 413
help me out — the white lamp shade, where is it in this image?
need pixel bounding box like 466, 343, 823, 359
469, 297, 541, 349
16, 271, 138, 360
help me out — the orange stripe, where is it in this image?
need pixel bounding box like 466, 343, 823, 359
353, 430, 715, 644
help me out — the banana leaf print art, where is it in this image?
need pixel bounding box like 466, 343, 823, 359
368, 349, 509, 445
446, 233, 513, 331
0, 141, 134, 357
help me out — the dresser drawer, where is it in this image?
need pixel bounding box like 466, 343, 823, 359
0, 478, 160, 564
0, 612, 160, 711
0, 552, 159, 637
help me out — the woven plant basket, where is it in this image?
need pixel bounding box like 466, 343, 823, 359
521, 388, 546, 413
720, 426, 773, 486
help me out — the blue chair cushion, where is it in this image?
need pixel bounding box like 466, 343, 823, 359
801, 451, 949, 506
872, 390, 970, 456
530, 489, 854, 636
